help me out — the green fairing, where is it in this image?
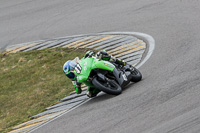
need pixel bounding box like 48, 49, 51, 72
74, 57, 115, 87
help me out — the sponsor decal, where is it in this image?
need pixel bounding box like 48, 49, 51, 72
122, 74, 127, 81
104, 63, 114, 68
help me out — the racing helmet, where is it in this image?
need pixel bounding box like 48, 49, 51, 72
63, 60, 77, 80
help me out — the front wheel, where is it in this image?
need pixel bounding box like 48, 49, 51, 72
131, 68, 142, 82
92, 77, 122, 95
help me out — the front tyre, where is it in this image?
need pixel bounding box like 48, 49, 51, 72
131, 68, 142, 82
92, 77, 122, 95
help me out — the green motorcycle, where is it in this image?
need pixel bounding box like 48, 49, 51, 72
73, 54, 142, 95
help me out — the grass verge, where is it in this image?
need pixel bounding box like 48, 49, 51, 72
0, 48, 86, 132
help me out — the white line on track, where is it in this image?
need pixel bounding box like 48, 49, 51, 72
28, 98, 91, 133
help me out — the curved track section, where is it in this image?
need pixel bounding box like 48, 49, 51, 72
1, 0, 200, 133
5, 32, 155, 133
8, 32, 154, 133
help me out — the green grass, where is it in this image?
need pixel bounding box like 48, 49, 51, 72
0, 48, 86, 132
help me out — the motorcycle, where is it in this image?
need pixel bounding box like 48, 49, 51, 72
73, 54, 142, 95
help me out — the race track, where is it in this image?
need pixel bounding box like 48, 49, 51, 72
1, 0, 200, 133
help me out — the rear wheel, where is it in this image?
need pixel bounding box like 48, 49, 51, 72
131, 68, 142, 82
92, 77, 122, 95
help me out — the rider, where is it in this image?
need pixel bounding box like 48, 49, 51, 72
63, 50, 129, 98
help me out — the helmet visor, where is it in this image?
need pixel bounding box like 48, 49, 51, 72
69, 61, 76, 71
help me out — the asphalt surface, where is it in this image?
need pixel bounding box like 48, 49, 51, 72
1, 0, 200, 133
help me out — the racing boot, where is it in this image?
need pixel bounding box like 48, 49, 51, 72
86, 87, 101, 98
114, 58, 135, 72
115, 58, 126, 66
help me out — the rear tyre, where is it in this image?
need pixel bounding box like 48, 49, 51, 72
131, 68, 142, 82
92, 77, 122, 95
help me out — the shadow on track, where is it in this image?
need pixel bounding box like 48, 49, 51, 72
86, 79, 143, 105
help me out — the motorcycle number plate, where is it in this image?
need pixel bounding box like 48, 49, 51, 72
75, 64, 82, 74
